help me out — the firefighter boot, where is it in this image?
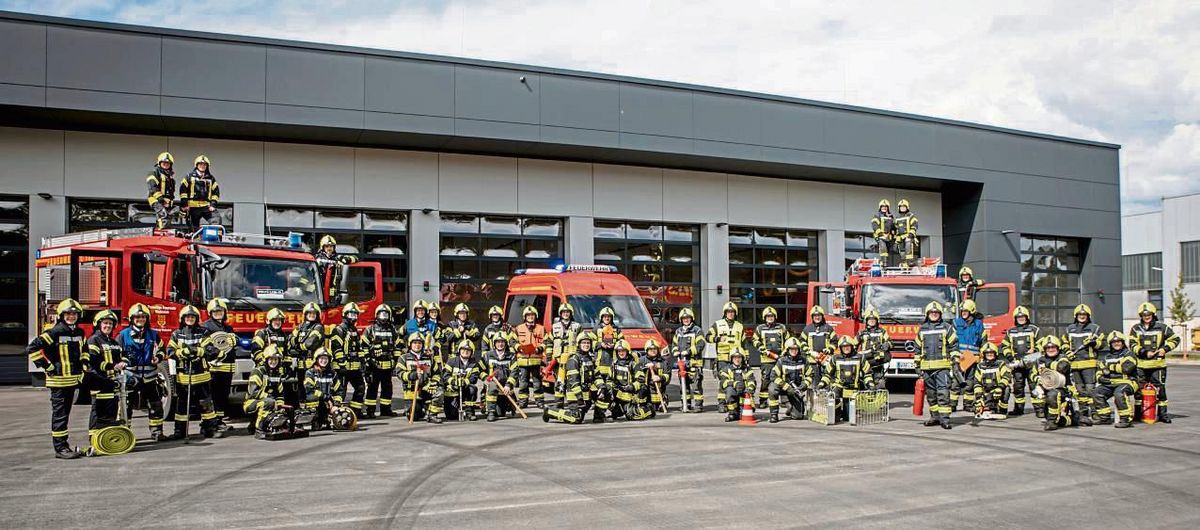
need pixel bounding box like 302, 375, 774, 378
1035, 406, 1046, 419
940, 417, 952, 430
487, 411, 498, 422
55, 447, 81, 460
380, 405, 398, 417
1115, 418, 1133, 429
770, 412, 780, 423
923, 418, 940, 427
426, 414, 443, 425
150, 426, 167, 442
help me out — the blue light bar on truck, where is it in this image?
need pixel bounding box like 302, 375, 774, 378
514, 264, 619, 275
288, 232, 304, 249
198, 225, 225, 242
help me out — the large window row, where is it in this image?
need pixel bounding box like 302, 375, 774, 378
69, 199, 232, 232
1123, 252, 1162, 291
729, 227, 819, 327
1020, 235, 1084, 336
439, 215, 562, 317
267, 207, 409, 307
594, 221, 699, 331
0, 197, 29, 353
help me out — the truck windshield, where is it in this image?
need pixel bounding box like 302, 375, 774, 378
862, 284, 957, 323
566, 295, 656, 329
206, 256, 321, 310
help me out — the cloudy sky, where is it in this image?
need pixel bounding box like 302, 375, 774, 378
4, 0, 1197, 213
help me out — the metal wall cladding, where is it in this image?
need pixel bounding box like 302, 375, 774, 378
265, 47, 364, 110
46, 27, 161, 95
0, 20, 46, 86
365, 57, 454, 117
162, 38, 266, 103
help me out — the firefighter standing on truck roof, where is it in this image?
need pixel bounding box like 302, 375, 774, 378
707, 301, 746, 409
673, 308, 707, 412
770, 337, 813, 422
1094, 332, 1138, 428
83, 310, 125, 442
146, 152, 177, 230
251, 308, 290, 366
1063, 304, 1102, 426
363, 304, 400, 418
513, 305, 547, 407
951, 300, 986, 414
119, 303, 167, 441
972, 343, 1011, 419
329, 303, 367, 417
799, 305, 838, 390
856, 307, 893, 390
1130, 302, 1179, 423
201, 298, 235, 430
893, 199, 919, 267
548, 303, 583, 408
871, 199, 896, 267
314, 235, 359, 299
178, 154, 221, 231
956, 266, 985, 301
166, 305, 222, 440
752, 307, 790, 409
26, 299, 87, 458
916, 301, 959, 430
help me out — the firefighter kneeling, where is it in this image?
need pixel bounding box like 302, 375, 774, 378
609, 340, 651, 421
768, 337, 814, 423
544, 332, 610, 424
303, 349, 344, 431
971, 343, 1011, 420
1093, 332, 1138, 428
244, 345, 304, 440
444, 340, 482, 421
820, 336, 874, 423
721, 348, 756, 422
400, 333, 445, 424
1033, 336, 1078, 431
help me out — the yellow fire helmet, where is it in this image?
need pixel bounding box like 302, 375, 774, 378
721, 301, 739, 316
878, 199, 891, 209
981, 342, 998, 357
959, 300, 977, 314
897, 199, 910, 209
178, 304, 201, 322
1107, 331, 1128, 346
262, 343, 284, 361
614, 339, 631, 352
56, 298, 83, 317
863, 306, 880, 321
1012, 306, 1031, 319
679, 307, 695, 321
319, 235, 337, 248
207, 298, 229, 313
837, 335, 857, 349
559, 303, 575, 315
761, 306, 778, 319
92, 309, 118, 326
457, 339, 475, 353
810, 305, 826, 317
156, 151, 174, 164
302, 302, 322, 319
488, 305, 503, 317
1137, 302, 1157, 316
493, 331, 515, 346
266, 307, 287, 323
342, 302, 362, 315
412, 300, 427, 313
454, 303, 470, 316
128, 303, 151, 319
644, 339, 661, 353
784, 337, 803, 350
959, 266, 974, 278
407, 333, 426, 345
1073, 304, 1093, 317
375, 304, 393, 320
523, 305, 539, 318
1042, 335, 1063, 351
924, 301, 944, 316
193, 154, 210, 167
598, 306, 615, 319
576, 332, 596, 347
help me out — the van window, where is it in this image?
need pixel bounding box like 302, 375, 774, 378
506, 295, 547, 326
548, 296, 563, 323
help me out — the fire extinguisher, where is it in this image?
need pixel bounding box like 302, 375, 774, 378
913, 376, 926, 416
1141, 383, 1157, 424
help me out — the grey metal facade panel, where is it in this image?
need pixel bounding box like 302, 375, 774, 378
265, 103, 363, 130
453, 118, 540, 143
825, 112, 935, 163
363, 111, 454, 136
161, 96, 265, 123
265, 47, 364, 110
0, 83, 45, 107
162, 38, 266, 103
0, 21, 46, 86
46, 27, 161, 94
758, 101, 827, 151
693, 92, 763, 145
364, 57, 454, 116
538, 126, 620, 149
46, 87, 159, 115
453, 66, 539, 124
693, 139, 761, 162
619, 84, 693, 137
619, 132, 692, 154
540, 75, 619, 131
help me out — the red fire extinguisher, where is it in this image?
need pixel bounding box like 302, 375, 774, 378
1141, 383, 1157, 424
913, 377, 926, 416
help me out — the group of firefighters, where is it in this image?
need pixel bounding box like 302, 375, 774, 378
870, 199, 920, 267
146, 151, 222, 230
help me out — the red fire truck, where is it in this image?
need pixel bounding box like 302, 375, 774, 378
33, 226, 384, 389
807, 258, 1016, 379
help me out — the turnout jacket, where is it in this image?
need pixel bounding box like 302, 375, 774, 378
26, 321, 87, 388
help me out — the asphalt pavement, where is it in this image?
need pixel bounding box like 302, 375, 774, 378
2, 366, 1199, 529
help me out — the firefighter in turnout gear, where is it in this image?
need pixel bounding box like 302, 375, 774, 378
146, 151, 177, 229
972, 343, 1011, 419
672, 308, 707, 412
177, 154, 221, 230
871, 199, 896, 266
752, 307, 789, 408
362, 304, 400, 418
956, 266, 985, 302
303, 348, 342, 430
201, 298, 235, 428
856, 306, 893, 390
1000, 306, 1040, 416
119, 303, 166, 440
400, 333, 445, 423
609, 340, 651, 421
545, 332, 611, 424
314, 235, 359, 299
707, 301, 746, 408
251, 308, 289, 366
720, 348, 756, 422
445, 302, 481, 354
426, 304, 449, 359
243, 345, 289, 438
800, 305, 838, 389
894, 199, 919, 266
1034, 336, 1077, 431
769, 337, 814, 422
444, 340, 483, 421
513, 305, 547, 407
639, 339, 670, 415
820, 336, 874, 423
166, 305, 221, 440
1063, 304, 1102, 425
915, 301, 959, 429
482, 305, 514, 350
291, 302, 326, 370
329, 303, 366, 416
547, 303, 583, 407
951, 300, 986, 413
483, 332, 520, 421
83, 310, 125, 441
1130, 302, 1179, 423
26, 299, 88, 458
1094, 332, 1138, 428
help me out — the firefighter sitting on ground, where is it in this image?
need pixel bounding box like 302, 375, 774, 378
971, 343, 1011, 419
609, 340, 651, 421
769, 337, 814, 423
483, 331, 520, 422
146, 152, 177, 229
399, 333, 445, 424
819, 336, 874, 423
720, 347, 757, 422
244, 345, 289, 439
1094, 332, 1138, 428
1033, 336, 1078, 431
178, 154, 221, 231
444, 340, 483, 421
303, 348, 342, 430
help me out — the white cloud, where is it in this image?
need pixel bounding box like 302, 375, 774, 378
4, 0, 1198, 211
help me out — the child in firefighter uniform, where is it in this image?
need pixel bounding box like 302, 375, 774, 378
547, 303, 584, 408
708, 301, 745, 408
1093, 332, 1138, 428
1033, 336, 1078, 431
752, 306, 790, 408
915, 301, 959, 429
609, 340, 651, 421
672, 308, 707, 412
544, 332, 611, 424
444, 340, 482, 421
893, 199, 918, 266
83, 310, 125, 440
244, 345, 289, 439
201, 298, 236, 429
971, 343, 1011, 419
146, 152, 177, 229
303, 348, 343, 430
119, 303, 167, 440
820, 336, 874, 423
951, 300, 986, 413
251, 308, 290, 366
639, 339, 670, 416
178, 154, 221, 230
800, 305, 839, 389
1000, 306, 1040, 416
513, 305, 547, 407
856, 307, 893, 389
769, 338, 814, 422
363, 304, 401, 418
329, 303, 367, 417
26, 299, 88, 458
400, 333, 445, 424
1063, 304, 1102, 425
483, 332, 521, 421
871, 199, 895, 266
167, 305, 222, 439
1129, 302, 1179, 423
720, 348, 757, 422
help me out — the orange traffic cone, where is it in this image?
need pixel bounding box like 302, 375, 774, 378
739, 393, 757, 425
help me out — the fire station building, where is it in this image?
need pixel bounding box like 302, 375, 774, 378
0, 12, 1122, 380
